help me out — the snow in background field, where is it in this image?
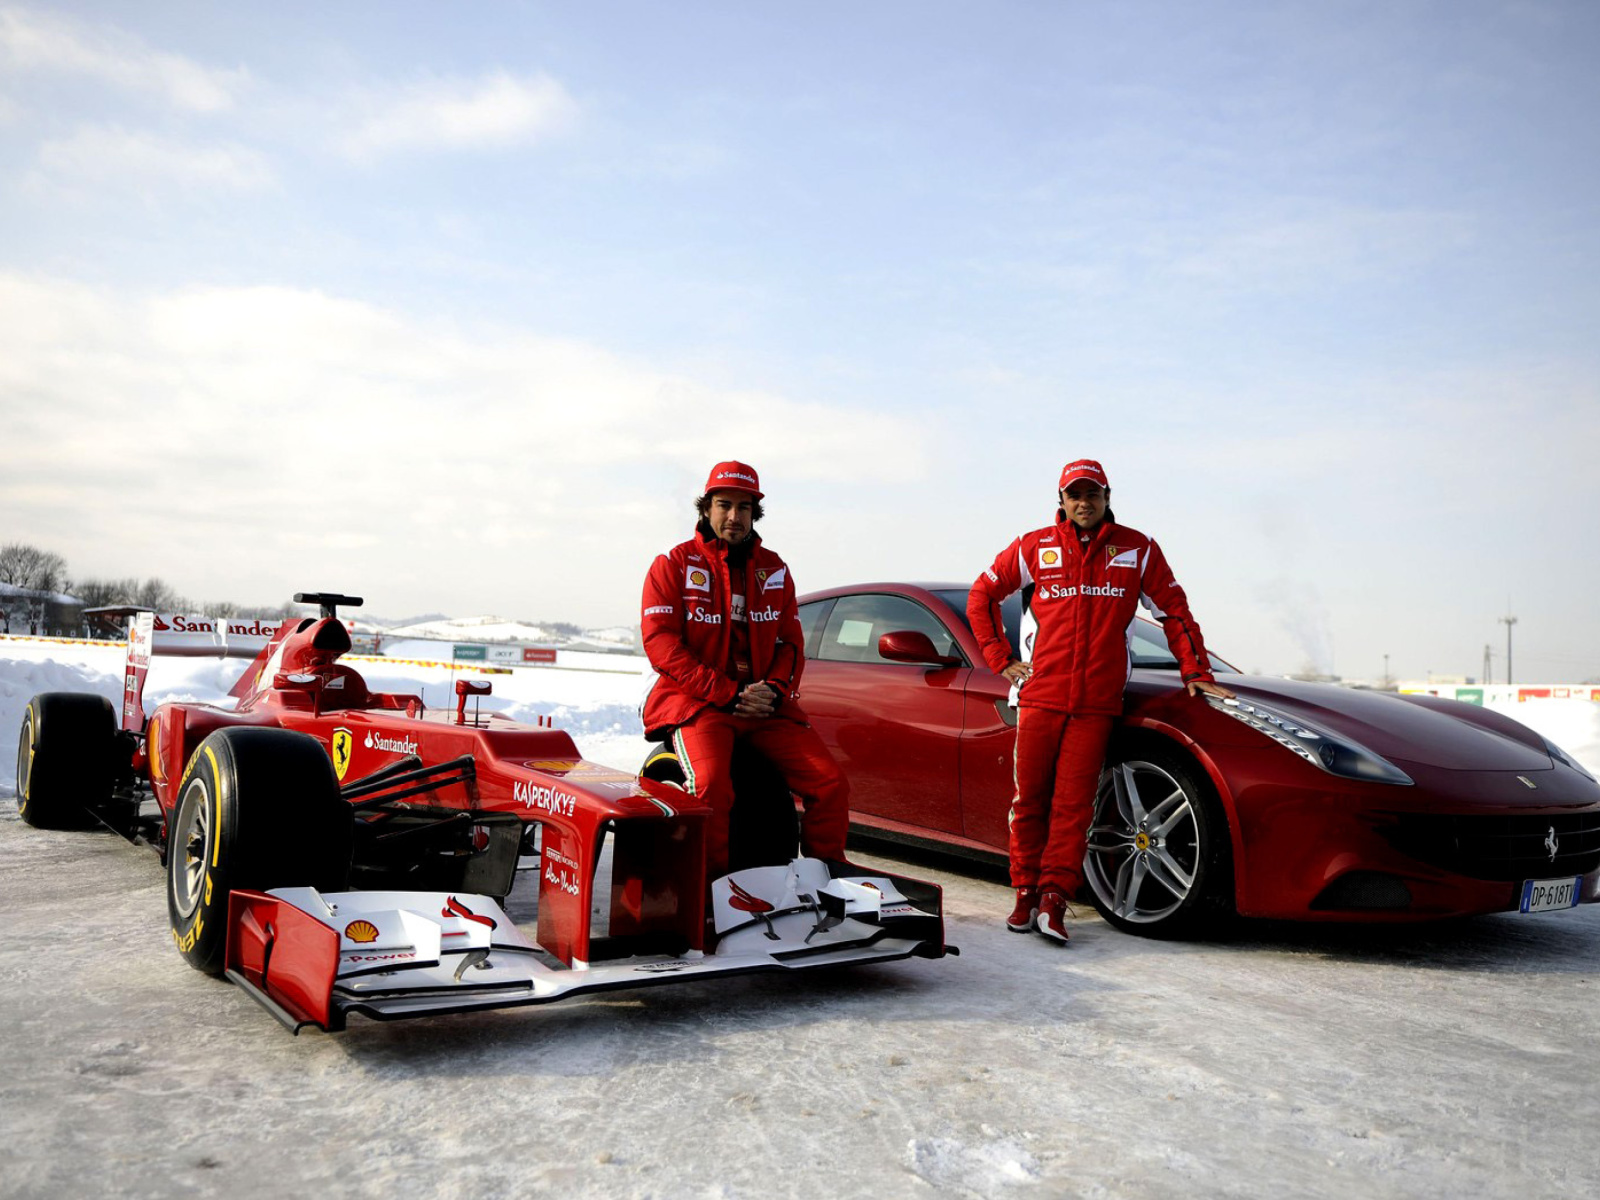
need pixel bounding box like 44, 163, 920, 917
0, 640, 657, 790
2, 639, 1598, 792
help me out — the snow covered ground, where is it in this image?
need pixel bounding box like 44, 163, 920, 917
3, 639, 1600, 1198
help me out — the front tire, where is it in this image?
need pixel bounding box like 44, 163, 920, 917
640, 742, 799, 871
1084, 740, 1234, 939
167, 727, 351, 975
15, 692, 117, 829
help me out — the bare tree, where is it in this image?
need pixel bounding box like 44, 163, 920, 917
134, 578, 189, 611
0, 544, 67, 592
73, 577, 144, 609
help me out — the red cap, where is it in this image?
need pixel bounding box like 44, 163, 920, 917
1058, 458, 1109, 491
702, 461, 763, 499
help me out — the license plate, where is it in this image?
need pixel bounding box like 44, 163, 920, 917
1519, 876, 1582, 913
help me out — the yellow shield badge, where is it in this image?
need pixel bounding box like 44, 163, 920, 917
331, 728, 354, 781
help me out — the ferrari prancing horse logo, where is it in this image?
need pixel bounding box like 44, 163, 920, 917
332, 728, 354, 781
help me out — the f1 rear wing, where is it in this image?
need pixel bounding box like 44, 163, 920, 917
120, 611, 299, 733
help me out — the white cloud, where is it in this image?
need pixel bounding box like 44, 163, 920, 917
0, 274, 926, 619
29, 125, 274, 196
340, 70, 578, 160
0, 6, 246, 112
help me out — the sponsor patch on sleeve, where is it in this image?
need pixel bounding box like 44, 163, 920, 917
644, 605, 675, 617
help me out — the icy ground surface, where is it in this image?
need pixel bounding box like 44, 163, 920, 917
3, 642, 1600, 1198
3, 806, 1598, 1199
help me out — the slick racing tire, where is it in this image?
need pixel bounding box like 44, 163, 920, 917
15, 692, 118, 830
167, 727, 352, 975
1083, 739, 1235, 939
640, 742, 800, 870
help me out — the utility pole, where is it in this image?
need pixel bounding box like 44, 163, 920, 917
1483, 644, 1491, 685
1383, 653, 1390, 689
1500, 613, 1518, 685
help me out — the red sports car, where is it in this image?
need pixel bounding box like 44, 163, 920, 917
780, 582, 1600, 936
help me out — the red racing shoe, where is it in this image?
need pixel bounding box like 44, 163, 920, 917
1005, 887, 1040, 932
1037, 891, 1070, 943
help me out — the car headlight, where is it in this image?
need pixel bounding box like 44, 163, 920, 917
1542, 735, 1598, 784
1205, 696, 1413, 786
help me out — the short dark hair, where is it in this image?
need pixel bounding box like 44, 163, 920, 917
695, 492, 765, 522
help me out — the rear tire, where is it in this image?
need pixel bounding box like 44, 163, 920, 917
1083, 739, 1234, 939
15, 692, 117, 829
166, 727, 352, 975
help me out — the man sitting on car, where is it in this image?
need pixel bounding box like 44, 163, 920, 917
640, 461, 849, 884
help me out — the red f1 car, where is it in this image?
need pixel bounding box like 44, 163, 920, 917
13, 593, 951, 1033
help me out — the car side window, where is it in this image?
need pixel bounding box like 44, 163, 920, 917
796, 599, 832, 659
816, 594, 963, 664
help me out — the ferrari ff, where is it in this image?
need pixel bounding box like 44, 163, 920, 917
786, 582, 1600, 937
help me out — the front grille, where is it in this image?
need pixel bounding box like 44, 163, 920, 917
1383, 810, 1600, 882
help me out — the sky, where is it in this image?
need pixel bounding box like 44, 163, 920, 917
2, 1, 1597, 683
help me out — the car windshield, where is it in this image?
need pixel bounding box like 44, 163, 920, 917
932, 588, 1237, 674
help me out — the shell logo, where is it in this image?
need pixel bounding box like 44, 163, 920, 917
344, 920, 380, 944
690, 570, 707, 586
1041, 549, 1060, 566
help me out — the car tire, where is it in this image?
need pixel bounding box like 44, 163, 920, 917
639, 742, 800, 870
15, 692, 118, 830
167, 727, 352, 975
1083, 739, 1234, 939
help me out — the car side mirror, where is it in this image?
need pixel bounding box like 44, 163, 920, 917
878, 630, 961, 667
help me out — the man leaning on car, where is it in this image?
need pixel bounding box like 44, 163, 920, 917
639, 461, 849, 884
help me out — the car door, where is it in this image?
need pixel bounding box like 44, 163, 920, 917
924, 587, 1022, 852
798, 592, 968, 835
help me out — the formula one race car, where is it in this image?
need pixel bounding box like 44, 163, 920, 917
13, 593, 951, 1033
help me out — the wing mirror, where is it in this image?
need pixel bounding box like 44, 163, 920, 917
878, 630, 962, 668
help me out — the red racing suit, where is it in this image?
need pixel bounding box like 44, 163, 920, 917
967, 516, 1216, 893
641, 527, 848, 879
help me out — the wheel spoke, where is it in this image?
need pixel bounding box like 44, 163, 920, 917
1113, 854, 1149, 918
1086, 821, 1137, 854
1145, 846, 1195, 897
1146, 787, 1186, 828
1151, 799, 1193, 841
1114, 763, 1149, 825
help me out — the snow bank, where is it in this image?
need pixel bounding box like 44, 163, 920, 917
0, 639, 656, 790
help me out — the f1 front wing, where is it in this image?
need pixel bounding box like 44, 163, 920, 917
224, 859, 952, 1033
